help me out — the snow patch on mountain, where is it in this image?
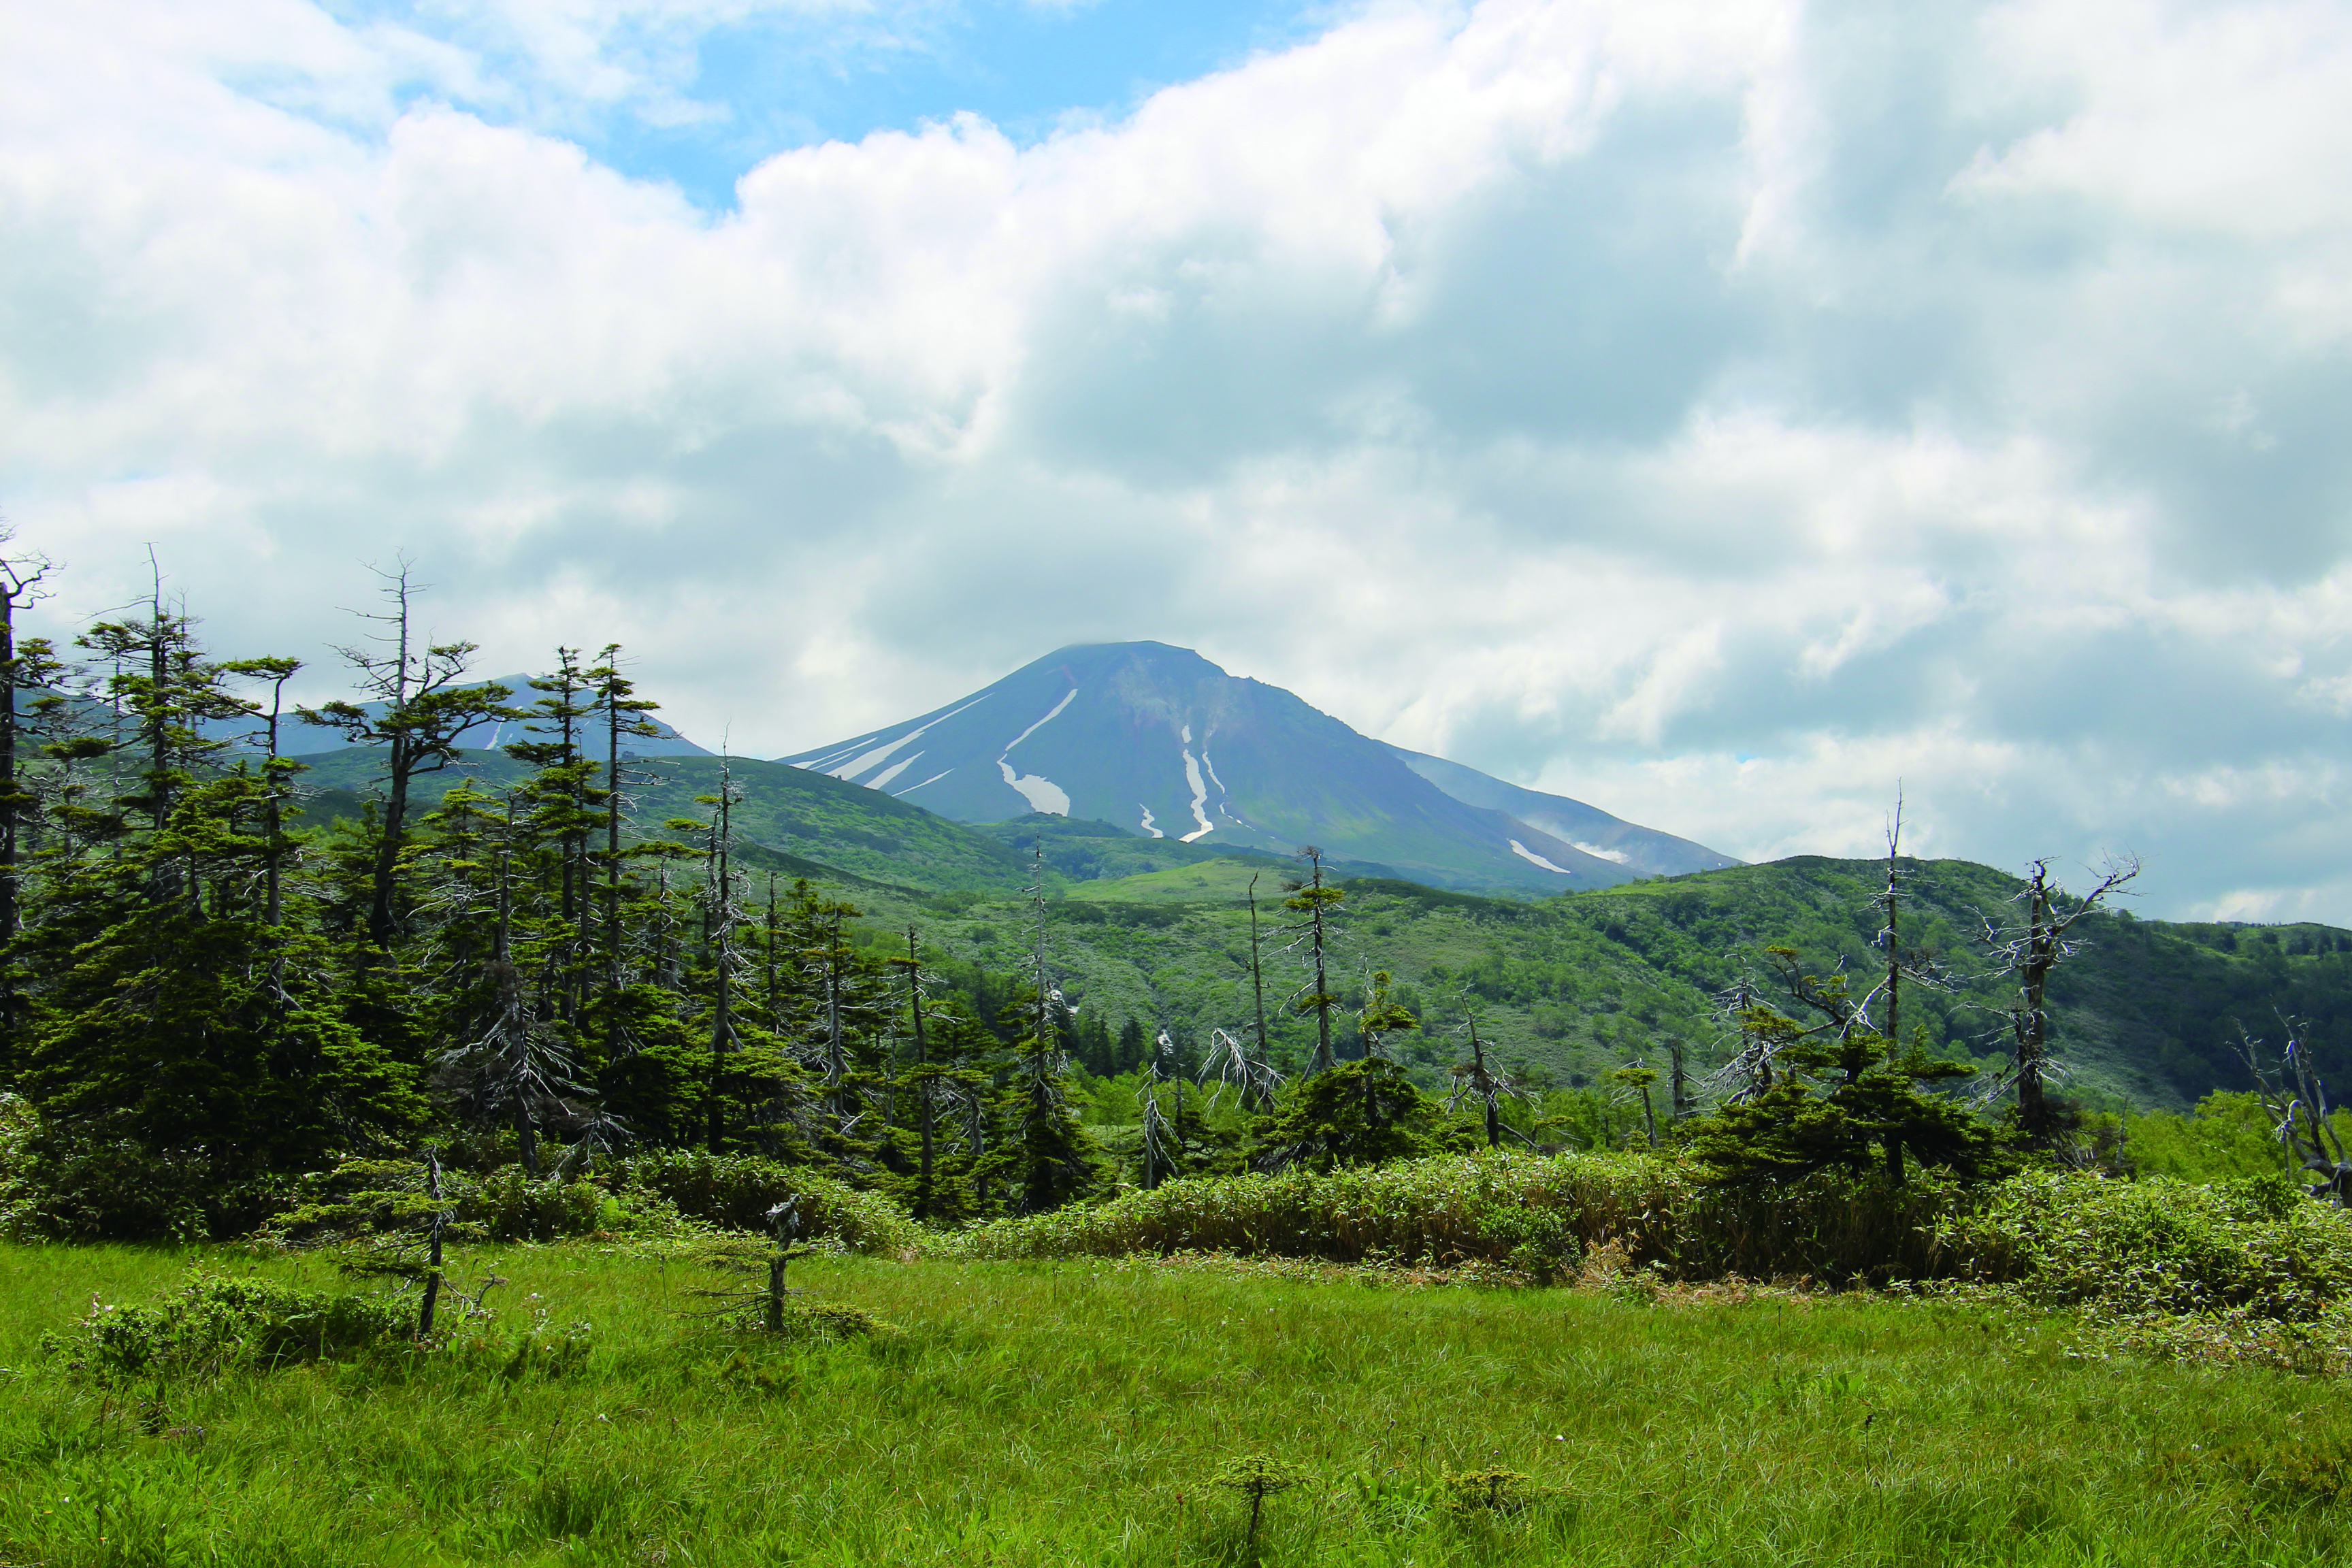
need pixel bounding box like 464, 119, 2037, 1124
1509, 840, 1575, 875
866, 754, 919, 791
1002, 688, 1077, 754
1139, 804, 1162, 838
999, 762, 1071, 815
1179, 751, 1214, 842
809, 691, 995, 781
993, 687, 1079, 816
896, 769, 953, 797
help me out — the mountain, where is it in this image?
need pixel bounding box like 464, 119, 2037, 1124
1382, 745, 1733, 879
777, 642, 1736, 894
281, 749, 1028, 892
255, 674, 710, 759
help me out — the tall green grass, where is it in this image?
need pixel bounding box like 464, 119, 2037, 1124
6, 1239, 2352, 1566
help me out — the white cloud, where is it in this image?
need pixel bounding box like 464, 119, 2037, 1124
5, 0, 2352, 919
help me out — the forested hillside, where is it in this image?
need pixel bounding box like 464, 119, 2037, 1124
1, 570, 2344, 1243
837, 853, 2351, 1111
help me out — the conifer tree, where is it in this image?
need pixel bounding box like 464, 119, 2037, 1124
585, 646, 663, 1057
0, 535, 54, 996
1682, 947, 1991, 1186
1010, 846, 1097, 1211
299, 565, 517, 950
887, 926, 946, 1218
1282, 847, 1344, 1072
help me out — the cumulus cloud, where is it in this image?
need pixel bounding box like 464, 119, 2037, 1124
3, 0, 2351, 921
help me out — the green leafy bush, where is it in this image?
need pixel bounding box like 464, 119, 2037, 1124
42, 1271, 416, 1377
0, 1092, 39, 1240
0, 1102, 225, 1243
949, 1148, 1956, 1284
1931, 1169, 2352, 1322
269, 1158, 610, 1246
2126, 1091, 2338, 1183
610, 1152, 921, 1255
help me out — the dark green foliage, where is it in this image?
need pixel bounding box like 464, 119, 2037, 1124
1684, 1040, 1997, 1186
42, 1271, 416, 1377
6, 548, 2349, 1256
1679, 945, 1997, 1186
1209, 1453, 1306, 1544
1247, 1059, 1476, 1173
609, 1150, 921, 1254
267, 1156, 609, 1247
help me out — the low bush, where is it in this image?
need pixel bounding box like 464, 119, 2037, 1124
42, 1270, 417, 1378
610, 1152, 921, 1255
1932, 1169, 2352, 1322
269, 1158, 613, 1247
0, 1099, 295, 1243
949, 1148, 1955, 1284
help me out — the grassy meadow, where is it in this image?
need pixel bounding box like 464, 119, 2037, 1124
5, 1242, 2352, 1567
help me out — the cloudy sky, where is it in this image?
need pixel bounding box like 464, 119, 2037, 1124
5, 0, 2350, 921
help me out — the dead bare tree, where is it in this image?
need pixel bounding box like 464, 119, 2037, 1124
2238, 1019, 2352, 1205
1245, 872, 1272, 1064
1137, 1030, 1175, 1190
1197, 1026, 1285, 1115
1445, 1010, 1527, 1148
1858, 794, 1960, 1047
1979, 855, 2140, 1140
1703, 975, 1776, 1102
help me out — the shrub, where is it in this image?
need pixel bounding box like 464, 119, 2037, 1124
1931, 1169, 2352, 1322
0, 1101, 308, 1242
949, 1148, 1954, 1284
42, 1271, 416, 1378
0, 1105, 215, 1243
610, 1152, 921, 1255
268, 1158, 612, 1247
0, 1092, 38, 1239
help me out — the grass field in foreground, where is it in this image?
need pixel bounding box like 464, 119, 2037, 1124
3, 1243, 2349, 1567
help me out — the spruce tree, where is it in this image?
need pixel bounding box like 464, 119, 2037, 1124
297, 565, 517, 951
1281, 847, 1344, 1071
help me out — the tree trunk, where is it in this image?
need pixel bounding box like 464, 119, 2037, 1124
908, 928, 934, 1219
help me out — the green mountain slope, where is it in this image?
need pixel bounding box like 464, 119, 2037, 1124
285, 749, 1032, 893
833, 855, 2350, 1112
279, 745, 2345, 1109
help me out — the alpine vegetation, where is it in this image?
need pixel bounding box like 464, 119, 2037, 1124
10, 543, 2352, 1563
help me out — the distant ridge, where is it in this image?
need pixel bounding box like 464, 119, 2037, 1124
266, 674, 710, 758
779, 642, 1736, 894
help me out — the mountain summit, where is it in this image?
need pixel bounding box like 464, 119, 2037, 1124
779, 642, 1733, 892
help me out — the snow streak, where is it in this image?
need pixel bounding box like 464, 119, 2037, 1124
997, 687, 1079, 816
1509, 840, 1575, 875
1139, 804, 1162, 838
808, 691, 994, 783
865, 754, 919, 791
1179, 749, 1214, 842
